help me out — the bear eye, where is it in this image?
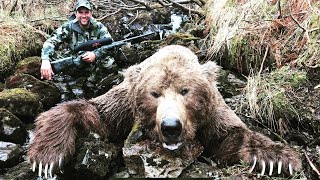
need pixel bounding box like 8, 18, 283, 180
180, 88, 189, 96
151, 91, 161, 98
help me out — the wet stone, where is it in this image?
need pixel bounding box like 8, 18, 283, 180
2, 161, 38, 180
0, 88, 42, 123
5, 73, 61, 110
123, 140, 204, 178
0, 141, 23, 168
60, 133, 123, 179
0, 108, 27, 144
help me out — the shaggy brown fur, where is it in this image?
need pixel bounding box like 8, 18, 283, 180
28, 45, 301, 175
28, 100, 103, 166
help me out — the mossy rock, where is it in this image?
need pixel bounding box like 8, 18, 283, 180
0, 108, 27, 144
0, 22, 44, 81
0, 88, 42, 123
5, 73, 61, 110
15, 56, 42, 78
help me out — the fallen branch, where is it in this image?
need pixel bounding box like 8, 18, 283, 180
129, 0, 152, 10
29, 16, 67, 22
166, 0, 204, 16
25, 24, 50, 39
304, 150, 320, 177
96, 9, 122, 21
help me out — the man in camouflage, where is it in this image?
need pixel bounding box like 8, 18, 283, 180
40, 0, 115, 99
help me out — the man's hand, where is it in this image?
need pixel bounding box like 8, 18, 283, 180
40, 59, 54, 80
81, 51, 96, 63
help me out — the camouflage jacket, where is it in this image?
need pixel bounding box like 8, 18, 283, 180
41, 17, 113, 61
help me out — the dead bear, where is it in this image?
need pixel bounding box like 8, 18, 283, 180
28, 45, 301, 178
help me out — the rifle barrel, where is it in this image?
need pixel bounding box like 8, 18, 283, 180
121, 31, 156, 43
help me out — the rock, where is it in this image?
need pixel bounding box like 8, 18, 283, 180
0, 88, 42, 123
217, 69, 246, 98
0, 108, 27, 144
60, 133, 123, 179
1, 161, 38, 180
5, 73, 61, 110
96, 73, 124, 96
122, 121, 203, 178
180, 160, 219, 178
123, 139, 203, 178
15, 56, 42, 79
0, 141, 23, 168
0, 23, 43, 81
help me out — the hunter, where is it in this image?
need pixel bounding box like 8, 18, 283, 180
40, 0, 116, 99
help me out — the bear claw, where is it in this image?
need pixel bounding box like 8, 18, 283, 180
38, 162, 42, 177
260, 160, 266, 175
289, 163, 293, 175
269, 161, 274, 176
278, 161, 282, 174
31, 162, 55, 179
249, 157, 295, 176
248, 155, 257, 173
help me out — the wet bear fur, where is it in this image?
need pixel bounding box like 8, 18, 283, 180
28, 45, 301, 176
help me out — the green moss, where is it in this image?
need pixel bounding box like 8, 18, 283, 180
0, 39, 16, 72
16, 56, 41, 67
0, 88, 42, 121
0, 88, 38, 101
271, 91, 298, 119
265, 66, 308, 88
15, 56, 41, 75
125, 121, 142, 145
228, 34, 266, 74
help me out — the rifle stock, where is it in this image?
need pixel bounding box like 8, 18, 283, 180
51, 56, 82, 73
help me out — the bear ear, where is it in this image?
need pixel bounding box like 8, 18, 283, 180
201, 61, 220, 82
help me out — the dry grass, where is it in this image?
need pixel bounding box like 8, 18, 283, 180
204, 0, 320, 68
241, 67, 307, 135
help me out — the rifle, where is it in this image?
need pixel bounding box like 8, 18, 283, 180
51, 31, 157, 73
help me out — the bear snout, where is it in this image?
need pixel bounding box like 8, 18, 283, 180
161, 116, 182, 141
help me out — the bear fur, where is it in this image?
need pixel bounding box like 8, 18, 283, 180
28, 45, 301, 177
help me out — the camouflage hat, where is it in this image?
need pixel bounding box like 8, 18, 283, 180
75, 0, 91, 11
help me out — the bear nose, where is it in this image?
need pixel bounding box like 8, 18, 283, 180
161, 116, 182, 140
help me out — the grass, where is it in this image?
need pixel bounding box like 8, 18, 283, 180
204, 0, 320, 72
241, 66, 308, 135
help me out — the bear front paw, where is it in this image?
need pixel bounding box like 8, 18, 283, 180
29, 154, 64, 179
244, 144, 301, 176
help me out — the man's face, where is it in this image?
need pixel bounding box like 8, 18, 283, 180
76, 7, 92, 27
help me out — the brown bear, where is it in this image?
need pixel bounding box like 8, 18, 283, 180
28, 45, 301, 179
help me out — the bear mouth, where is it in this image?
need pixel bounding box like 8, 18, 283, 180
162, 142, 183, 150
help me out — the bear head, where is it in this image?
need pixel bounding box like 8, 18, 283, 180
125, 45, 220, 150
